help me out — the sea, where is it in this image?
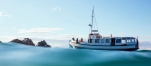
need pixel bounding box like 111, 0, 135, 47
0, 42, 151, 66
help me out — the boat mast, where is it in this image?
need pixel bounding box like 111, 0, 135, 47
91, 6, 94, 34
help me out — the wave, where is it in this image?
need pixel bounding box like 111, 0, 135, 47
0, 42, 151, 66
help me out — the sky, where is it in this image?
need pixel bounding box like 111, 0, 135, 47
0, 0, 151, 49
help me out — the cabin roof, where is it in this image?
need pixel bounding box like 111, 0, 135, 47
103, 37, 136, 39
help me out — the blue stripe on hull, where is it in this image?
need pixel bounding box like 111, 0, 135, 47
75, 43, 135, 46
74, 46, 139, 51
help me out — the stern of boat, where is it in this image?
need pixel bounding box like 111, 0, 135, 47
69, 40, 74, 49
135, 39, 139, 49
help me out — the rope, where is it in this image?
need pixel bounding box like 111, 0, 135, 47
94, 13, 99, 31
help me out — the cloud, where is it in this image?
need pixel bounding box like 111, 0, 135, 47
41, 34, 87, 40
147, 36, 151, 38
0, 12, 11, 17
51, 7, 62, 12
18, 28, 64, 34
0, 34, 86, 42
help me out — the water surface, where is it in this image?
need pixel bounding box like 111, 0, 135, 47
0, 42, 151, 66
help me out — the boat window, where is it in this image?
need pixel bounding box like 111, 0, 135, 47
106, 39, 110, 43
135, 39, 137, 42
131, 38, 135, 42
101, 39, 104, 43
122, 38, 126, 44
91, 35, 96, 39
127, 39, 131, 42
116, 39, 121, 43
88, 39, 93, 43
95, 39, 100, 43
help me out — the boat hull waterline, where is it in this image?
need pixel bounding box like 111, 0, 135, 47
69, 42, 138, 51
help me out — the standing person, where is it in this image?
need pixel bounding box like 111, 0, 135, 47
81, 38, 83, 42
72, 37, 75, 41
76, 38, 79, 43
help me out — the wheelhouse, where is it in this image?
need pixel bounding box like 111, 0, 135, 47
88, 33, 138, 46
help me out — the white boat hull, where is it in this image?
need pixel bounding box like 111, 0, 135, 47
69, 42, 138, 51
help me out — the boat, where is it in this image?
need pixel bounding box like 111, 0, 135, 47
69, 7, 139, 51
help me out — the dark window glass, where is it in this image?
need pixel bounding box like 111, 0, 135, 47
106, 39, 110, 43
116, 39, 121, 43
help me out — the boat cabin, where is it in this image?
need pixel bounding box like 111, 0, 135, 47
88, 30, 137, 46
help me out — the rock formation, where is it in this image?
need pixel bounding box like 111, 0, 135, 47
10, 38, 35, 46
37, 40, 51, 47
10, 38, 51, 47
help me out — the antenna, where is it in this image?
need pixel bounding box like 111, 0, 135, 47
91, 6, 94, 33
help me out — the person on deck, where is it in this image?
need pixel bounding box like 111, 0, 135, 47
80, 38, 83, 42
72, 38, 75, 41
76, 38, 79, 43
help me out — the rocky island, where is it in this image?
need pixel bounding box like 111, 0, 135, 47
10, 38, 51, 47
